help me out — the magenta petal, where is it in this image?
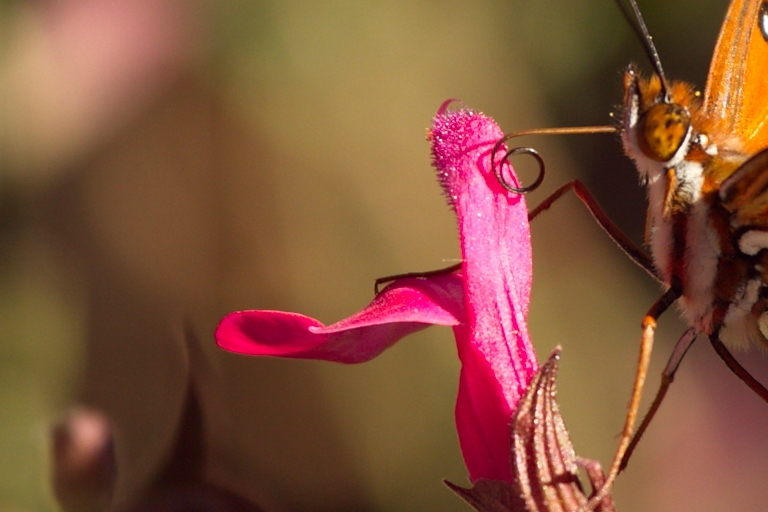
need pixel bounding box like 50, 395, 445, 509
454, 330, 518, 483
432, 106, 538, 483
216, 274, 465, 364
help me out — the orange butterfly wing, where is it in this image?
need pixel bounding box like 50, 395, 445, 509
703, 0, 768, 152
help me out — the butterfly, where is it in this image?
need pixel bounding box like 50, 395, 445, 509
496, 0, 768, 508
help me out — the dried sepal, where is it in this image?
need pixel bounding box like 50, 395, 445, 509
444, 478, 525, 512
447, 348, 615, 512
511, 346, 581, 510
576, 457, 615, 512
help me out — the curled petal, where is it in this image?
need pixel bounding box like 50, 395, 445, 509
432, 106, 537, 482
216, 103, 539, 491
216, 274, 465, 364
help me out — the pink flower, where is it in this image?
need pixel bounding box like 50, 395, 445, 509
216, 101, 538, 484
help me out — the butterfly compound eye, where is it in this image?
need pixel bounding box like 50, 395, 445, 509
637, 103, 691, 162
760, 0, 768, 41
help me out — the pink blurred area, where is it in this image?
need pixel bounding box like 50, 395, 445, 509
1, 1, 767, 511
2, 0, 201, 175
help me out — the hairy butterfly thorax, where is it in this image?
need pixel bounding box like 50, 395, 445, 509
622, 63, 768, 351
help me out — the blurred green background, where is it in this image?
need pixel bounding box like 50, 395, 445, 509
2, 0, 768, 510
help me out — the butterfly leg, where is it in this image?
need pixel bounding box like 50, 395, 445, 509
709, 333, 768, 403
528, 180, 658, 280
373, 263, 461, 294
619, 327, 698, 471
376, 179, 655, 294
618, 328, 768, 475
584, 287, 680, 511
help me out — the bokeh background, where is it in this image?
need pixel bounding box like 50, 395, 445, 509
2, 0, 768, 510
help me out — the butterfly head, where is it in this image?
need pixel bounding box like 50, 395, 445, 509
621, 65, 715, 188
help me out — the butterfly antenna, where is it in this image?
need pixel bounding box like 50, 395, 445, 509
615, 0, 670, 101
